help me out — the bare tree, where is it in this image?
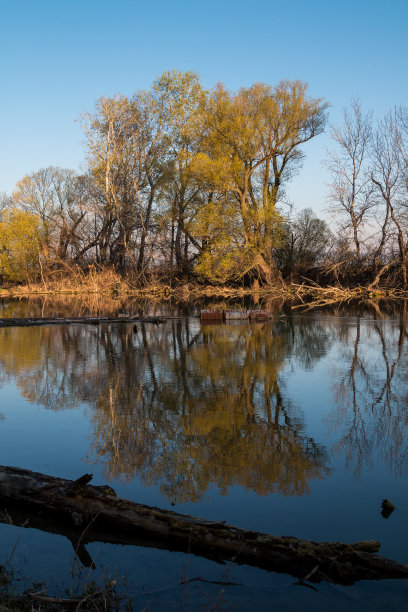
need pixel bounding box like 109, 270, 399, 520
81, 93, 167, 276
394, 106, 408, 172
11, 167, 89, 265
0, 192, 11, 217
326, 100, 373, 263
370, 110, 408, 286
274, 208, 333, 278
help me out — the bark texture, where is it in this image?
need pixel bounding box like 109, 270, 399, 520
1, 466, 408, 584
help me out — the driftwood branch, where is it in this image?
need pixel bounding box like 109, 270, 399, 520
0, 316, 165, 328
1, 466, 408, 585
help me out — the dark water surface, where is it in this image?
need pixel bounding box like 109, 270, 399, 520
1, 297, 408, 610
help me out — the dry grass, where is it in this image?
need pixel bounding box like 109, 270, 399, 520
1, 269, 408, 308
289, 282, 408, 311
0, 266, 129, 297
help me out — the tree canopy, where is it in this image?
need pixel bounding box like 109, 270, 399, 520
4, 71, 408, 288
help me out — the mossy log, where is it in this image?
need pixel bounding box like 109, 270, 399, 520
0, 316, 165, 327
1, 466, 408, 585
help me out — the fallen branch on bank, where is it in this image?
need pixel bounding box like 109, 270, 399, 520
0, 316, 166, 327
1, 466, 408, 585
289, 284, 408, 311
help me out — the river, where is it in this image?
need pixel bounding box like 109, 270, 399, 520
0, 296, 407, 610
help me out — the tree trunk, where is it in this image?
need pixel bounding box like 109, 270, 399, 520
1, 466, 408, 585
137, 188, 155, 273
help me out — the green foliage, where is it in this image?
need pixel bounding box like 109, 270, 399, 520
191, 197, 245, 282
195, 238, 252, 283
193, 199, 284, 283
0, 208, 43, 282
4, 72, 329, 286
151, 70, 207, 274
193, 80, 328, 282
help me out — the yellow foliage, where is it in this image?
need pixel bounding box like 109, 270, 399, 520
0, 208, 43, 282
193, 80, 327, 283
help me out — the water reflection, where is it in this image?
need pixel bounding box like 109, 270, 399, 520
89, 321, 330, 501
329, 302, 408, 477
0, 316, 330, 502
2, 300, 408, 504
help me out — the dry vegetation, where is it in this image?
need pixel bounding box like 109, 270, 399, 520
2, 271, 407, 314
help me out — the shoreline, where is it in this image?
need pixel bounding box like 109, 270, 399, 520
1, 283, 407, 305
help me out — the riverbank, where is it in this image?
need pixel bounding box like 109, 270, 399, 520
1, 278, 407, 308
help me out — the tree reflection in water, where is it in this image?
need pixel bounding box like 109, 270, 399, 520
91, 321, 330, 502
328, 301, 408, 477
0, 316, 330, 503
1, 302, 407, 501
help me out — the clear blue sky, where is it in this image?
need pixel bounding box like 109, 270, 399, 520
1, 0, 407, 219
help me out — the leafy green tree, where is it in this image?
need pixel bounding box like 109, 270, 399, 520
193, 196, 252, 282
151, 70, 207, 275
0, 208, 43, 282
193, 81, 328, 284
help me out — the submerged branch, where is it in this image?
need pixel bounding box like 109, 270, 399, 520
0, 316, 166, 327
290, 284, 406, 311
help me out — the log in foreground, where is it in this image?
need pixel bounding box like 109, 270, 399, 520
1, 466, 408, 585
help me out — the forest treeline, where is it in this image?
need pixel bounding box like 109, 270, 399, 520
1, 71, 407, 289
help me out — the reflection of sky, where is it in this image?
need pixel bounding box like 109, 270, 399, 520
0, 381, 90, 477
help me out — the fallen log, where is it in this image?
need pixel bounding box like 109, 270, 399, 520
0, 316, 165, 327
1, 465, 408, 585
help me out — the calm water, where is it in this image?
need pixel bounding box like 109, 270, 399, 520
1, 297, 408, 610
